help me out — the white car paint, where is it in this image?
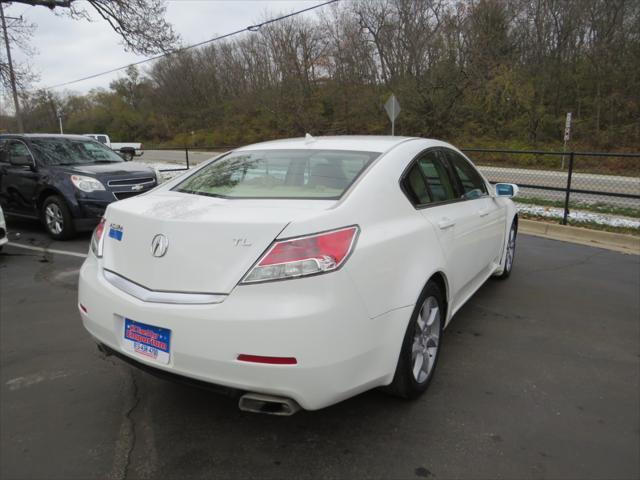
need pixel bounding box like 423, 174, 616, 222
78, 136, 518, 410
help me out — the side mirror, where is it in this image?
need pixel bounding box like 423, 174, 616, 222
10, 154, 34, 168
495, 183, 519, 198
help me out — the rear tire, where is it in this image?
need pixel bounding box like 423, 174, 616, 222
121, 151, 134, 161
496, 220, 517, 280
385, 281, 444, 399
42, 195, 76, 240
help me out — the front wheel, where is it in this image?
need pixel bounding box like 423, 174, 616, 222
496, 220, 517, 280
385, 281, 444, 399
42, 195, 76, 240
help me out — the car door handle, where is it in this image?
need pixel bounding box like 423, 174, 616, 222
438, 218, 456, 230
478, 208, 490, 217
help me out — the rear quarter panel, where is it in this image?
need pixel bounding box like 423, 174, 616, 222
279, 139, 451, 322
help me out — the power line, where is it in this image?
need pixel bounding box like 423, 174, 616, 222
42, 0, 339, 91
4, 3, 32, 26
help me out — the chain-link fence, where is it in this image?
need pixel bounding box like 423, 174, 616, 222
140, 146, 235, 171
462, 149, 640, 227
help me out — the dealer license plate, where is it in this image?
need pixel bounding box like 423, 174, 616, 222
123, 318, 171, 365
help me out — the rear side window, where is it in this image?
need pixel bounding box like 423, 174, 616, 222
0, 139, 7, 163
444, 150, 487, 200
417, 155, 457, 202
401, 151, 457, 207
8, 141, 33, 163
404, 164, 430, 204
174, 149, 379, 199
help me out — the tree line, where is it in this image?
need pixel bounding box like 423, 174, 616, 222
2, 0, 639, 151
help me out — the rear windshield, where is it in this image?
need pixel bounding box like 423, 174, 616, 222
173, 149, 379, 199
30, 137, 124, 166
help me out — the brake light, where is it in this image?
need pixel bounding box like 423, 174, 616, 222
91, 217, 106, 257
241, 226, 359, 283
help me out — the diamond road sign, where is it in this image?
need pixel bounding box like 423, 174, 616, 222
384, 94, 401, 122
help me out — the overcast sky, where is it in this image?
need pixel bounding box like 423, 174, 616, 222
1, 0, 324, 111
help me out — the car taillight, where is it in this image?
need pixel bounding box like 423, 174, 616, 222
91, 217, 106, 257
241, 226, 359, 284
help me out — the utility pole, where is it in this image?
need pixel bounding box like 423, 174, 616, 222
0, 2, 24, 133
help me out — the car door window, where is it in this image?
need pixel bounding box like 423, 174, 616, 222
401, 151, 457, 207
444, 150, 487, 200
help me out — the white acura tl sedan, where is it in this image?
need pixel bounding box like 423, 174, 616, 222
78, 136, 518, 414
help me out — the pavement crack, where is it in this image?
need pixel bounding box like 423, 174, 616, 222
122, 371, 141, 480
108, 365, 142, 480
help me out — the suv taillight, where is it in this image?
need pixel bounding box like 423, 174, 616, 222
91, 218, 106, 257
241, 226, 359, 284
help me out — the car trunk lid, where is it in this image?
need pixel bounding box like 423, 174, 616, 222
102, 191, 334, 294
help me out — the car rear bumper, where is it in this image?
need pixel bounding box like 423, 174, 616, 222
78, 254, 410, 410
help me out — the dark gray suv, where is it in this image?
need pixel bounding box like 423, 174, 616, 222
0, 134, 157, 239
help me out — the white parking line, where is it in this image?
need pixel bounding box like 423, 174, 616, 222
6, 242, 87, 258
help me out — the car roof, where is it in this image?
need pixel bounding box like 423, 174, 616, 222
237, 135, 431, 153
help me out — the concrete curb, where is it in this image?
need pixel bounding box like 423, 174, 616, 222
520, 219, 640, 255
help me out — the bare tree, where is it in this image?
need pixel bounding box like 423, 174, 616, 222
0, 4, 37, 131
0, 0, 179, 55
0, 7, 36, 89
14, 0, 637, 148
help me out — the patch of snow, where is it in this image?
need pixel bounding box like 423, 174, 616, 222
516, 203, 640, 229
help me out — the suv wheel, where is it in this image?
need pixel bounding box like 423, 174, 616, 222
42, 195, 76, 240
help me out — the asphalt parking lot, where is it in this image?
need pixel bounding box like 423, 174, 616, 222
1, 220, 638, 480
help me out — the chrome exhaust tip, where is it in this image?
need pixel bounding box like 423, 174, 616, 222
238, 393, 301, 416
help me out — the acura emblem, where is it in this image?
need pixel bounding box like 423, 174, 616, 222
151, 234, 169, 257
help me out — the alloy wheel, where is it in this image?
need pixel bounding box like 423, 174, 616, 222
411, 296, 441, 383
505, 225, 516, 272
45, 203, 64, 235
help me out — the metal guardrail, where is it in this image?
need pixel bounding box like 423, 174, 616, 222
147, 145, 640, 226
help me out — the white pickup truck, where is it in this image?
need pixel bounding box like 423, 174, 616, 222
85, 134, 144, 161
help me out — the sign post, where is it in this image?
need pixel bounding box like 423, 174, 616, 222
561, 112, 571, 169
384, 94, 401, 136
57, 109, 64, 134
